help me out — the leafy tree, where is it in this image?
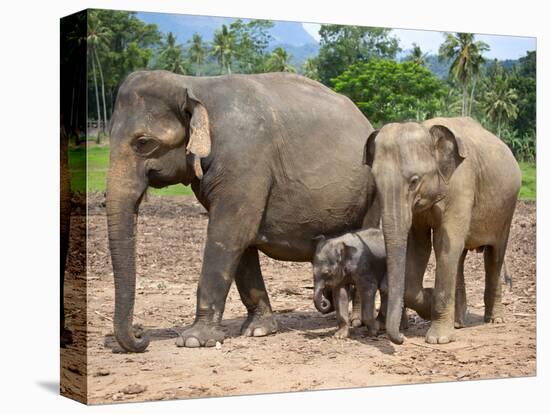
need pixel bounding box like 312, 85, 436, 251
482, 63, 518, 137
265, 47, 295, 72
88, 10, 161, 120
229, 19, 274, 73
211, 24, 235, 74
188, 33, 207, 75
316, 25, 401, 85
156, 32, 189, 74
87, 11, 112, 141
439, 33, 489, 116
509, 51, 536, 135
302, 57, 320, 80
333, 60, 447, 126
405, 43, 428, 66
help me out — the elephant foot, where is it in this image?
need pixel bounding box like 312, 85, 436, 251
176, 323, 225, 348
425, 322, 456, 344
350, 317, 363, 328
334, 326, 349, 339
454, 313, 467, 328
366, 324, 379, 337
484, 313, 505, 324
60, 328, 73, 348
241, 314, 278, 337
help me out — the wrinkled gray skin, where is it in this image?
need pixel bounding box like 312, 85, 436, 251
313, 229, 407, 338
107, 70, 379, 352
364, 117, 521, 345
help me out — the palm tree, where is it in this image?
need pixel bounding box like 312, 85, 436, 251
439, 33, 489, 116
302, 57, 320, 80
188, 33, 206, 75
211, 25, 235, 74
265, 47, 296, 73
406, 43, 428, 66
87, 12, 112, 142
482, 66, 518, 137
158, 32, 188, 75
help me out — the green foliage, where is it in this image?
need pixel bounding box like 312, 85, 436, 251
332, 60, 447, 126
509, 51, 536, 134
302, 57, 320, 80
519, 162, 536, 200
86, 10, 162, 120
154, 32, 189, 74
439, 32, 489, 116
229, 19, 274, 73
404, 43, 428, 66
188, 33, 208, 75
265, 47, 296, 73
316, 25, 401, 85
500, 129, 536, 163
481, 63, 518, 136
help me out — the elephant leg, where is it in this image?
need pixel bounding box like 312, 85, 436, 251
236, 247, 277, 337
377, 290, 387, 330
178, 201, 262, 348
483, 245, 506, 323
404, 225, 432, 320
358, 280, 378, 336
350, 285, 363, 328
426, 225, 465, 344
333, 285, 350, 339
454, 250, 468, 328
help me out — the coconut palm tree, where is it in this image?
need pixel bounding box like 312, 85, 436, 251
87, 12, 112, 142
265, 47, 296, 73
158, 32, 188, 75
406, 43, 428, 66
302, 57, 320, 80
482, 67, 518, 137
188, 33, 206, 75
211, 25, 235, 74
439, 33, 489, 116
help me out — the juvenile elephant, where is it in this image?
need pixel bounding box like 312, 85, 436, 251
313, 228, 408, 338
107, 70, 379, 352
363, 117, 521, 345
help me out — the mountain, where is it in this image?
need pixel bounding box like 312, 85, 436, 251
136, 11, 317, 46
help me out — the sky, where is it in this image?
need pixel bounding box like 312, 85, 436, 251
302, 23, 536, 60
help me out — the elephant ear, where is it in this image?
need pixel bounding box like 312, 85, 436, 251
337, 242, 358, 265
186, 96, 211, 179
429, 124, 467, 183
363, 129, 379, 167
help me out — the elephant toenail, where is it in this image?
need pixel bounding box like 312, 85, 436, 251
185, 337, 201, 348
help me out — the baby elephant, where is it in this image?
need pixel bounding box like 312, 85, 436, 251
313, 228, 407, 338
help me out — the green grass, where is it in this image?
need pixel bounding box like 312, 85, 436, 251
519, 162, 536, 200
68, 146, 193, 196
68, 146, 536, 201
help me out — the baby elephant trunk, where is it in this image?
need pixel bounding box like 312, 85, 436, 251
313, 280, 333, 314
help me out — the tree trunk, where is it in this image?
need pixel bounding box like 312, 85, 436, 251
462, 83, 468, 116
469, 77, 477, 116
94, 47, 108, 136
90, 47, 101, 145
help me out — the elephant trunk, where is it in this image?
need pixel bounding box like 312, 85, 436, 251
380, 189, 412, 345
106, 168, 149, 353
313, 280, 333, 313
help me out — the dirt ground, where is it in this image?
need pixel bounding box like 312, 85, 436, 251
60, 194, 536, 404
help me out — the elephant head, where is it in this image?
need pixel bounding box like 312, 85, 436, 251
363, 122, 466, 344
107, 71, 211, 352
312, 235, 358, 313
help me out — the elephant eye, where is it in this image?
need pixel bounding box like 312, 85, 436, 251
409, 175, 420, 191
132, 136, 161, 156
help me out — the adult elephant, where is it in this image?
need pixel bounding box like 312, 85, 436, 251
107, 70, 378, 352
363, 117, 520, 345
